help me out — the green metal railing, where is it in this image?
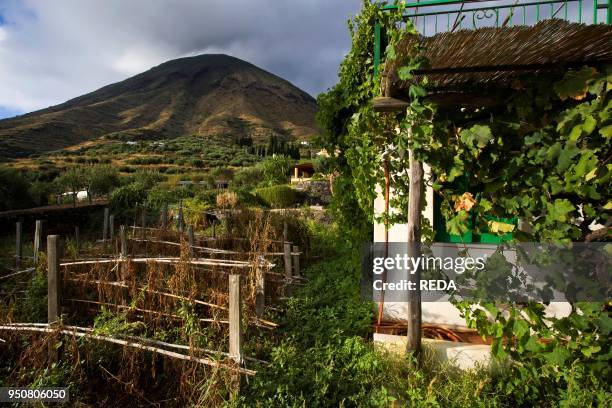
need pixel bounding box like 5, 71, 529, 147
374, 0, 612, 77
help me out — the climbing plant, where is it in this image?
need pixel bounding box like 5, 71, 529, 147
317, 0, 611, 405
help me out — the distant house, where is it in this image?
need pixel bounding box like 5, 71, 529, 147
57, 190, 88, 204
291, 163, 314, 184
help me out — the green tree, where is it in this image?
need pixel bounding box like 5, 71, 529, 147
55, 167, 86, 207
86, 165, 120, 201
258, 155, 293, 186
0, 167, 35, 210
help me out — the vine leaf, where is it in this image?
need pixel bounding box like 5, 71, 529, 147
554, 66, 598, 101
543, 347, 570, 366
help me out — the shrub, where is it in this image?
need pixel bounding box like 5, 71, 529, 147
0, 167, 35, 210
233, 166, 264, 189
109, 182, 147, 218
258, 155, 293, 185
254, 185, 299, 208
216, 191, 239, 209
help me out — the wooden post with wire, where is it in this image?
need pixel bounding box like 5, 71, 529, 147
292, 245, 300, 277
229, 274, 242, 363
74, 226, 80, 257
120, 225, 128, 280
109, 214, 115, 241
33, 220, 42, 264
283, 243, 292, 279
255, 262, 265, 317
47, 235, 61, 323
103, 208, 109, 242
177, 207, 184, 233
141, 207, 146, 240
47, 234, 61, 365
15, 221, 22, 269
162, 205, 168, 229
187, 225, 194, 255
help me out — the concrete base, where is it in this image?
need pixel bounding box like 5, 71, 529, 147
374, 333, 491, 370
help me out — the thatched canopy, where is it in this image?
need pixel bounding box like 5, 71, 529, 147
383, 19, 612, 105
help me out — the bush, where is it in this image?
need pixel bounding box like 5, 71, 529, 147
216, 192, 238, 209
0, 168, 36, 210
258, 155, 293, 185
109, 182, 147, 219
254, 185, 300, 208
233, 166, 264, 189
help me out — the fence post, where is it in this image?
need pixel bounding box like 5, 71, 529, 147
177, 207, 184, 233
47, 235, 61, 323
109, 214, 115, 241
15, 221, 22, 269
120, 225, 128, 280
103, 208, 109, 242
283, 242, 292, 279
292, 245, 300, 277
33, 220, 42, 264
74, 226, 80, 257
283, 222, 288, 243
229, 274, 242, 363
162, 205, 168, 229
255, 262, 265, 317
187, 225, 194, 255
141, 206, 146, 240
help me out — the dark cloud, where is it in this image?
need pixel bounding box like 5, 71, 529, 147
0, 0, 362, 118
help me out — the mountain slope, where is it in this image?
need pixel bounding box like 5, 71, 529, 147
0, 54, 318, 159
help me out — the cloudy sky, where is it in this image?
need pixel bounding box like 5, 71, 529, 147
0, 0, 362, 119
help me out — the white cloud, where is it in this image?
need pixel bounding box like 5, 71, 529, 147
0, 0, 360, 116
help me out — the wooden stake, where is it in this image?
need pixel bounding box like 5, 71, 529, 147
74, 226, 80, 257
47, 235, 61, 323
188, 225, 195, 254
15, 221, 22, 269
33, 220, 42, 264
228, 274, 242, 363
283, 243, 292, 279
292, 245, 300, 277
406, 146, 423, 353
162, 205, 168, 229
141, 207, 146, 240
103, 208, 109, 242
120, 225, 127, 280
283, 222, 288, 243
109, 214, 115, 241
255, 263, 265, 317
177, 206, 184, 233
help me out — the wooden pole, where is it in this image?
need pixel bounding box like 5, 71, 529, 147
283, 222, 288, 243
47, 235, 61, 323
120, 225, 127, 257
120, 225, 128, 280
177, 207, 184, 233
15, 221, 22, 269
103, 207, 109, 242
187, 225, 194, 255
33, 220, 42, 264
162, 205, 168, 229
255, 263, 265, 317
283, 243, 292, 279
406, 146, 423, 353
228, 274, 242, 363
141, 206, 146, 240
292, 245, 300, 277
74, 226, 80, 257
109, 214, 115, 241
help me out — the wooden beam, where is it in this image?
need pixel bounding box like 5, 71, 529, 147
373, 96, 410, 113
